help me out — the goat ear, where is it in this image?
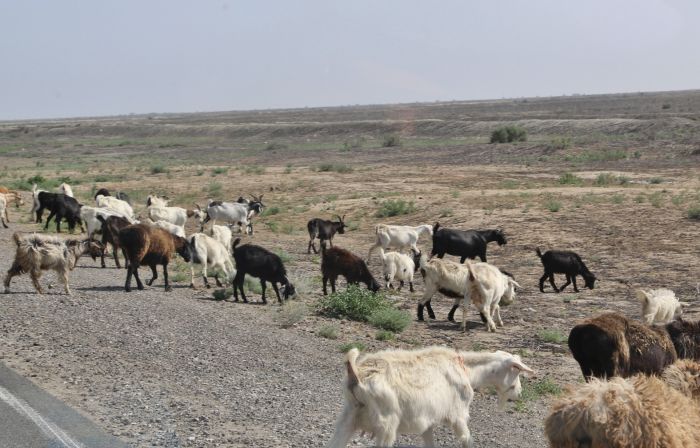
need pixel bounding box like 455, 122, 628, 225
511, 359, 535, 376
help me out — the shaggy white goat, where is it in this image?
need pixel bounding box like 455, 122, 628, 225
327, 346, 533, 448
0, 195, 8, 228
3, 233, 101, 295
367, 223, 432, 261
149, 219, 186, 238
188, 233, 235, 288
30, 184, 46, 219
147, 205, 202, 228
418, 256, 477, 325
80, 205, 133, 239
201, 201, 253, 234
377, 247, 420, 292
206, 224, 233, 253
146, 195, 169, 207
95, 194, 135, 221
463, 261, 521, 332
635, 288, 682, 325
57, 182, 74, 197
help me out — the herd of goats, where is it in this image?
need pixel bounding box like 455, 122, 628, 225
1, 181, 699, 447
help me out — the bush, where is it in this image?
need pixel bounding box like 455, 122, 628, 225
648, 177, 664, 184
547, 137, 571, 151
382, 134, 401, 147
318, 325, 339, 340
375, 199, 416, 217
275, 302, 308, 328
688, 206, 700, 220
212, 288, 233, 301
558, 172, 582, 185
316, 163, 353, 173
537, 329, 567, 344
545, 200, 561, 212
490, 125, 527, 143
150, 164, 168, 174
265, 142, 288, 151
339, 342, 366, 353
594, 173, 618, 186
343, 137, 365, 150
318, 284, 389, 322
376, 330, 395, 341
368, 308, 412, 333
211, 167, 228, 176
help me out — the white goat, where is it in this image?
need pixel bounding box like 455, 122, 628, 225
95, 194, 135, 221
635, 288, 682, 325
188, 233, 235, 288
206, 224, 233, 253
146, 195, 169, 207
201, 200, 254, 234
80, 205, 132, 239
0, 195, 8, 228
57, 182, 74, 197
4, 233, 101, 295
30, 184, 46, 219
418, 256, 477, 325
327, 346, 534, 448
149, 219, 186, 238
147, 205, 203, 228
367, 224, 432, 261
377, 247, 420, 292
462, 261, 521, 332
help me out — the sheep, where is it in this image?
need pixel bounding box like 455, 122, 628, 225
34, 191, 84, 233
536, 247, 596, 293
205, 224, 233, 253
0, 195, 8, 228
431, 223, 507, 263
568, 312, 677, 380
367, 223, 433, 261
96, 215, 132, 268
4, 233, 101, 295
57, 182, 74, 198
377, 247, 421, 292
461, 260, 521, 332
149, 219, 186, 238
95, 194, 135, 221
231, 238, 295, 304
320, 243, 380, 296
147, 205, 202, 229
635, 288, 682, 325
307, 215, 347, 254
188, 233, 235, 289
544, 362, 700, 448
417, 256, 476, 323
118, 224, 192, 292
327, 346, 534, 448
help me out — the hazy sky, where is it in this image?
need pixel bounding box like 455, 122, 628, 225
1, 0, 698, 120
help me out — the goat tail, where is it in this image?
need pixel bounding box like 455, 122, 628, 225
535, 247, 543, 259
232, 237, 242, 252
635, 289, 650, 304
345, 348, 361, 391
12, 232, 22, 247
433, 221, 440, 234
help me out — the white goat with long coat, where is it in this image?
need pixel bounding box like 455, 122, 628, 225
201, 200, 253, 234
462, 260, 521, 332
367, 223, 432, 261
57, 182, 74, 198
327, 346, 534, 448
188, 233, 235, 288
418, 256, 477, 324
147, 205, 202, 229
377, 247, 420, 292
206, 224, 233, 253
95, 194, 136, 221
635, 288, 682, 325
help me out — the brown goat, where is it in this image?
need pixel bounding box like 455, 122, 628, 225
4, 233, 101, 295
666, 318, 700, 360
118, 224, 191, 292
320, 243, 380, 295
96, 214, 131, 268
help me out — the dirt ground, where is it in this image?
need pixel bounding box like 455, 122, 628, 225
0, 91, 699, 447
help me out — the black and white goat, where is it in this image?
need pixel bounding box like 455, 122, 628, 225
307, 215, 347, 254
536, 247, 596, 293
430, 223, 507, 263
231, 238, 295, 304
201, 199, 264, 235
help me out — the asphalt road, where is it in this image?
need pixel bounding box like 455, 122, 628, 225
0, 362, 128, 448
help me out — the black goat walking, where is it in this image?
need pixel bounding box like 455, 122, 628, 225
430, 223, 507, 262
231, 238, 295, 304
536, 247, 596, 293
307, 215, 347, 254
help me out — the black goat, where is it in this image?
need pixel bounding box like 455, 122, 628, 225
34, 192, 83, 233
231, 238, 295, 304
307, 214, 347, 254
94, 188, 132, 205
430, 223, 506, 262
536, 247, 596, 293
96, 215, 131, 268
320, 242, 380, 295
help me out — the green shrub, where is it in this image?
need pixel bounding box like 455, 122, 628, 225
212, 288, 233, 301
382, 134, 401, 147
211, 167, 228, 176
688, 205, 700, 220
594, 173, 618, 186
368, 308, 412, 333
376, 330, 395, 341
490, 125, 527, 143
343, 137, 365, 150
316, 163, 353, 173
545, 200, 561, 212
558, 172, 582, 185
318, 325, 339, 340
648, 177, 664, 184
339, 342, 366, 353
515, 377, 562, 412
274, 249, 292, 264
537, 329, 567, 344
318, 284, 389, 322
275, 302, 308, 328
208, 181, 223, 196
376, 199, 416, 217
262, 206, 280, 216
547, 137, 571, 150
150, 164, 168, 174
264, 142, 288, 151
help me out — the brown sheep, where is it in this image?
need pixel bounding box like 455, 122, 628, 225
118, 224, 192, 292
3, 233, 101, 295
545, 360, 700, 448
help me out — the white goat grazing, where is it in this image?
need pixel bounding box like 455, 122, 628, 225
3, 233, 101, 295
367, 224, 432, 261
188, 233, 235, 288
635, 288, 682, 325
95, 194, 135, 221
147, 205, 203, 229
418, 256, 477, 325
57, 182, 74, 197
0, 195, 8, 228
377, 247, 420, 292
206, 224, 233, 253
462, 261, 521, 332
327, 346, 534, 448
150, 219, 186, 238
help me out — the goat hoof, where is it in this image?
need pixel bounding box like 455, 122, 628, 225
137, 285, 145, 290
165, 286, 173, 292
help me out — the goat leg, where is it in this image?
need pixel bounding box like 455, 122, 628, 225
571, 275, 579, 292
549, 274, 560, 293
558, 275, 571, 292
147, 265, 158, 286
260, 280, 267, 304
163, 263, 171, 292
322, 276, 328, 295
133, 266, 145, 290
425, 301, 436, 319
272, 282, 282, 304
539, 273, 548, 292
447, 304, 459, 322
30, 270, 43, 294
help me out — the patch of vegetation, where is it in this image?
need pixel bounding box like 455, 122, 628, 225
315, 163, 353, 173
558, 172, 583, 185
565, 150, 627, 163
537, 329, 567, 344
274, 249, 292, 264
648, 177, 664, 184
611, 194, 624, 204
381, 134, 401, 147
262, 206, 281, 216
339, 342, 367, 353
150, 164, 168, 174
211, 167, 228, 176
649, 191, 663, 208
243, 166, 265, 175
593, 172, 629, 186
343, 137, 365, 150
266, 221, 279, 233
318, 325, 339, 340
212, 288, 233, 301
264, 142, 288, 151
376, 199, 416, 217
318, 284, 390, 322
376, 330, 395, 341
500, 179, 518, 189
688, 205, 700, 220
284, 164, 293, 174
547, 137, 572, 151
275, 302, 308, 328
368, 308, 412, 333
9, 174, 61, 190
490, 125, 527, 143
515, 377, 562, 412
208, 181, 223, 197
545, 200, 561, 212
243, 276, 262, 294
170, 272, 189, 283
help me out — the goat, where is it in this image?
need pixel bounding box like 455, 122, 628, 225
205, 224, 233, 253
149, 219, 186, 238
4, 233, 101, 295
95, 194, 136, 221
118, 224, 192, 292
80, 205, 132, 240
94, 188, 132, 205
96, 215, 132, 268
377, 247, 421, 292
462, 260, 521, 332
568, 312, 677, 380
320, 243, 380, 296
327, 346, 534, 448
231, 238, 295, 303
545, 360, 700, 448
201, 200, 263, 234
237, 194, 266, 220
189, 233, 235, 289
666, 318, 700, 361
34, 191, 84, 233
635, 288, 682, 325
0, 195, 8, 228
147, 204, 202, 229
430, 222, 507, 262
307, 215, 347, 254
367, 223, 432, 261
0, 187, 24, 209
536, 247, 596, 293
57, 182, 74, 198
417, 256, 476, 323
30, 184, 46, 219
146, 194, 169, 207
